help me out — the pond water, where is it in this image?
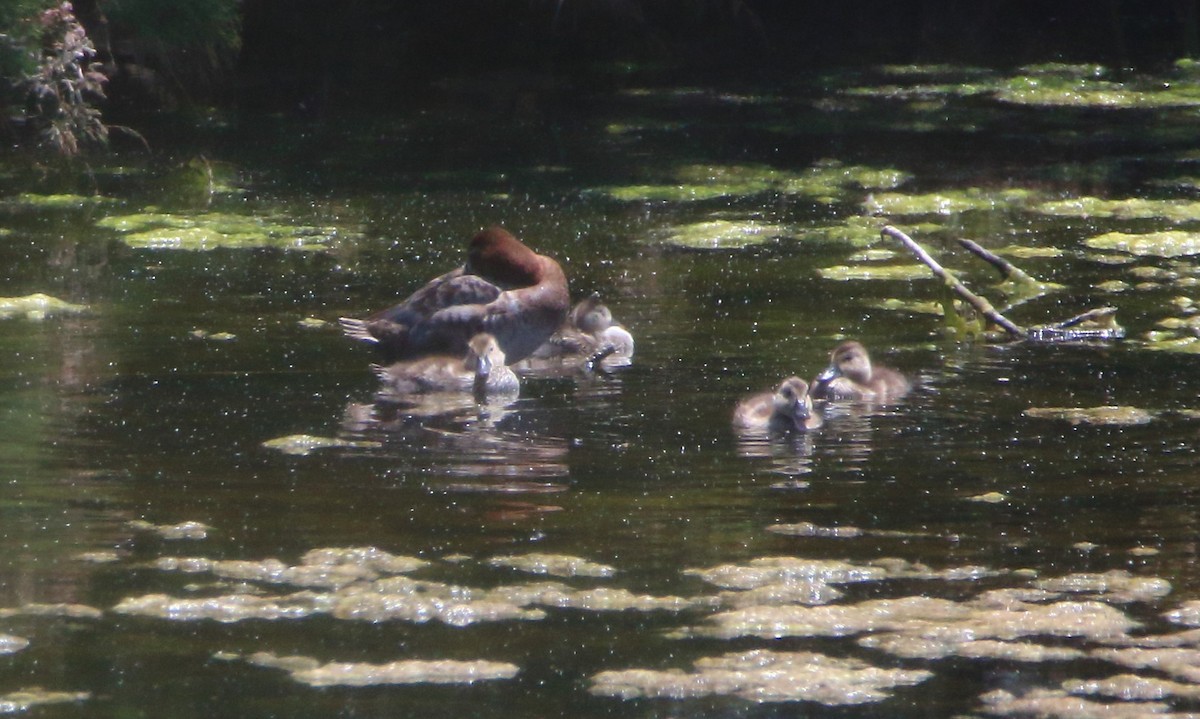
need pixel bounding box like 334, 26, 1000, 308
3, 63, 1200, 717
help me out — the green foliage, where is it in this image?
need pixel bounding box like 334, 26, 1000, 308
102, 0, 240, 60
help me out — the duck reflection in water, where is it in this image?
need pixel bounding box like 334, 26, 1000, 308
339, 227, 570, 365
518, 292, 634, 372
809, 341, 909, 402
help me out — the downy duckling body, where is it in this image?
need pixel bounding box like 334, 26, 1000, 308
809, 341, 909, 401
733, 377, 822, 433
372, 333, 519, 397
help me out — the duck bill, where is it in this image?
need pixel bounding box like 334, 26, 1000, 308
815, 366, 839, 383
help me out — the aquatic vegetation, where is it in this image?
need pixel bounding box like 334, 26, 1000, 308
859, 633, 1086, 662
816, 264, 930, 281
686, 557, 886, 590
658, 220, 786, 250
1040, 197, 1200, 223
260, 434, 381, 456
128, 519, 210, 540
870, 298, 945, 315
0, 293, 86, 320
155, 546, 428, 588
1033, 571, 1172, 604
1065, 674, 1200, 701
240, 652, 519, 687
0, 689, 90, 713
997, 244, 1064, 259
996, 69, 1200, 108
487, 553, 616, 578
1085, 231, 1200, 258
966, 492, 1008, 504
189, 329, 236, 341
0, 636, 28, 655
112, 592, 322, 623
694, 596, 1137, 643
75, 551, 122, 563
96, 210, 346, 251
597, 161, 911, 204
590, 649, 932, 705
765, 522, 863, 538
1, 193, 110, 210
864, 188, 1036, 216
1164, 600, 1200, 627
0, 603, 103, 619
1095, 279, 1132, 293
297, 317, 328, 329
1023, 406, 1155, 426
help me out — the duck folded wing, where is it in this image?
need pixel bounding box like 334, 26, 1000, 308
370, 271, 503, 326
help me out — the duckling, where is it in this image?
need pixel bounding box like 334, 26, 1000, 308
340, 227, 570, 364
372, 333, 519, 397
528, 292, 634, 367
733, 377, 822, 433
809, 341, 909, 401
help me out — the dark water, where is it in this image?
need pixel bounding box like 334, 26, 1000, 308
2, 65, 1200, 717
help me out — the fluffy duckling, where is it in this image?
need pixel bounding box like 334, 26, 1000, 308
529, 293, 634, 366
733, 377, 822, 433
372, 333, 519, 397
809, 341, 909, 401
340, 227, 569, 364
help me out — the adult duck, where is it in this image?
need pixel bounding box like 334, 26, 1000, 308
809, 341, 909, 401
372, 333, 519, 397
526, 292, 634, 367
733, 377, 822, 433
340, 227, 569, 364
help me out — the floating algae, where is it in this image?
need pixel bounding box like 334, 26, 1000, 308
1086, 231, 1200, 258
0, 689, 90, 713
1023, 406, 1154, 426
261, 434, 381, 456
863, 188, 1036, 216
112, 592, 323, 623
155, 546, 428, 588
0, 603, 103, 620
816, 264, 930, 281
2, 192, 110, 210
97, 210, 347, 251
965, 492, 1009, 504
1065, 674, 1200, 701
240, 652, 519, 687
487, 553, 616, 578
590, 649, 931, 705
129, 519, 210, 540
859, 634, 1086, 662
1039, 197, 1200, 223
685, 557, 887, 590
691, 596, 1137, 642
597, 161, 911, 204
979, 687, 1183, 718
0, 293, 87, 320
0, 636, 28, 655
765, 522, 864, 538
1033, 571, 1171, 604
659, 220, 786, 250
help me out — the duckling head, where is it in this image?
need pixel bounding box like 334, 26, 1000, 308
816, 341, 873, 386
772, 376, 813, 429
570, 292, 614, 334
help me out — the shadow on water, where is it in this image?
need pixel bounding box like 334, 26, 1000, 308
5, 64, 1200, 716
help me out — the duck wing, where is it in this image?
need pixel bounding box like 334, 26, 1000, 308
365, 270, 501, 325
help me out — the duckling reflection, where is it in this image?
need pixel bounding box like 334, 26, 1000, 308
733, 377, 822, 434
810, 341, 909, 401
372, 333, 519, 399
520, 293, 634, 371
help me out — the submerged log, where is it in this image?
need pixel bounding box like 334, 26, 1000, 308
881, 225, 1123, 342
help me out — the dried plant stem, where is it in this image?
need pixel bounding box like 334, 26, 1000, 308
881, 225, 1027, 339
